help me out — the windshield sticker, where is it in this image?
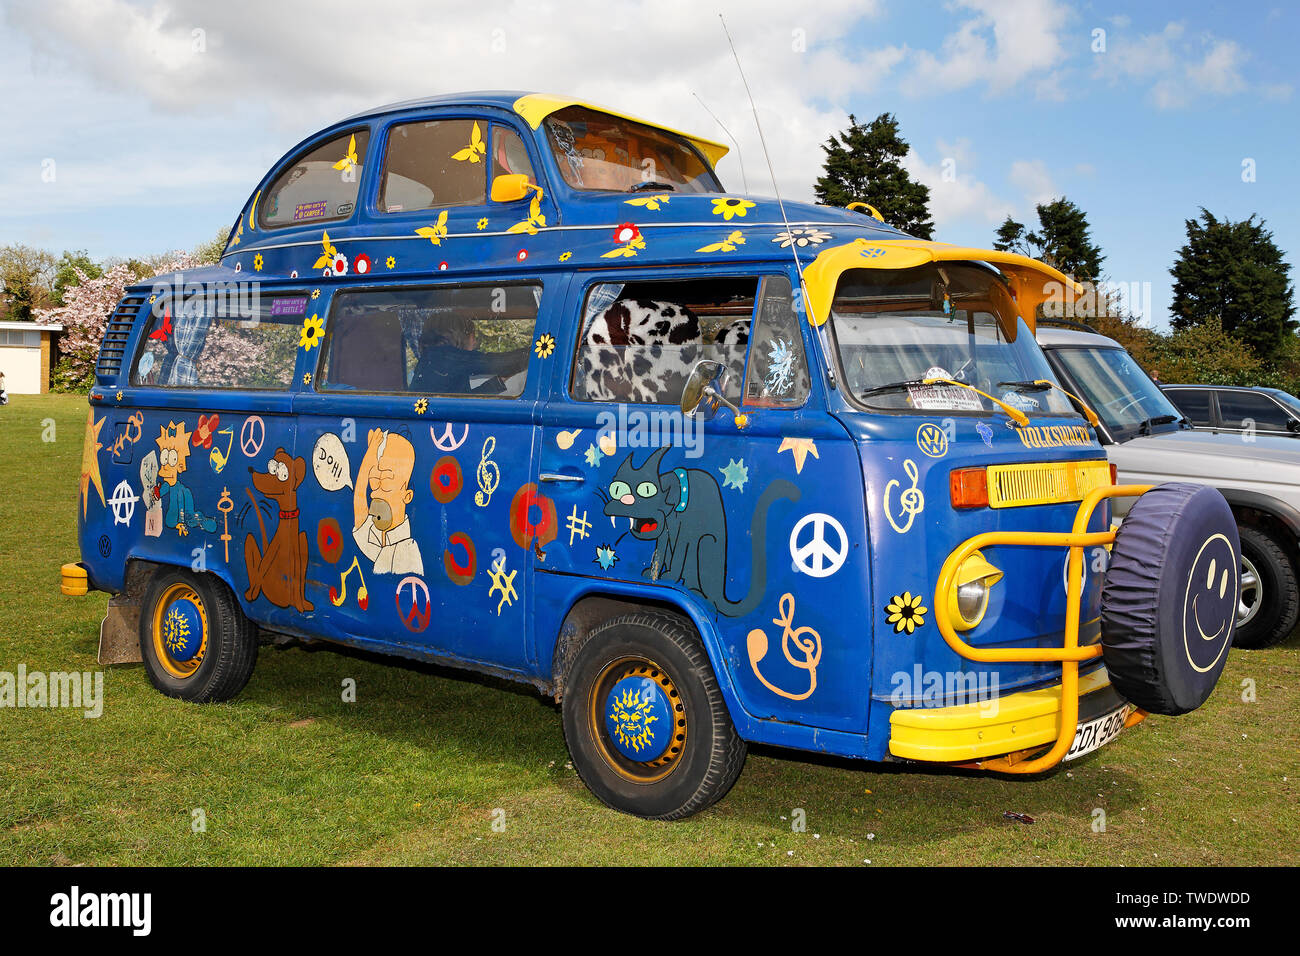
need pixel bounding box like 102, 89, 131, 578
907, 383, 983, 411
294, 201, 328, 222
1012, 424, 1095, 449
1001, 390, 1040, 411
925, 366, 952, 380
765, 339, 797, 395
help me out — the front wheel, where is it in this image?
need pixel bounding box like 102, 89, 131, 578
561, 610, 746, 820
140, 569, 259, 702
1233, 525, 1299, 649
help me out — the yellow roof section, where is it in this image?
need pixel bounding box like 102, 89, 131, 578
512, 93, 730, 168
801, 237, 1085, 332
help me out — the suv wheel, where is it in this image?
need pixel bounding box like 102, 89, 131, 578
1234, 525, 1299, 649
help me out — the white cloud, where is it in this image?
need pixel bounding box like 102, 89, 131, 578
899, 0, 1071, 97
1094, 21, 1258, 109
1008, 159, 1057, 207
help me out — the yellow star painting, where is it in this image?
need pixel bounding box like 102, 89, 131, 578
777, 436, 819, 475
80, 410, 106, 516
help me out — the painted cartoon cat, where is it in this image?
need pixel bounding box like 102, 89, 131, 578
601, 446, 800, 617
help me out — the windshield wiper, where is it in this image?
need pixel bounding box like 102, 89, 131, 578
1138, 414, 1178, 436
859, 379, 927, 397
628, 180, 676, 193
997, 380, 1052, 392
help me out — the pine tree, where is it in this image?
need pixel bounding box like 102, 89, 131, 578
1170, 209, 1296, 359
814, 113, 934, 238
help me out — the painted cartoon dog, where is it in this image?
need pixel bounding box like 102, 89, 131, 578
244, 448, 314, 612
601, 446, 800, 617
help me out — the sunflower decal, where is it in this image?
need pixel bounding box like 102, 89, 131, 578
476, 218, 488, 231
253, 253, 264, 272
299, 314, 325, 351
414, 397, 429, 415
303, 372, 312, 386
886, 592, 928, 634
711, 197, 755, 220
558, 251, 572, 262
311, 288, 321, 300
385, 256, 396, 269
534, 333, 556, 359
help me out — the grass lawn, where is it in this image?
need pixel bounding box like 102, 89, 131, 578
1, 393, 1297, 866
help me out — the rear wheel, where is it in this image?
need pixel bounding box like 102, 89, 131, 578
561, 610, 745, 820
140, 569, 258, 702
1233, 525, 1298, 649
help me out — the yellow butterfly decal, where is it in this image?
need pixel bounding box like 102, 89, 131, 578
451, 122, 486, 164
415, 210, 451, 245
311, 231, 338, 270
696, 230, 746, 253
624, 194, 671, 211
332, 134, 359, 173
505, 186, 547, 236
601, 236, 646, 259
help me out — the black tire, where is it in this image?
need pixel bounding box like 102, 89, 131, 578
1101, 483, 1238, 715
561, 610, 746, 820
1233, 525, 1299, 649
140, 569, 258, 703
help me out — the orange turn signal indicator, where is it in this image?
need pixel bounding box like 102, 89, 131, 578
950, 467, 989, 509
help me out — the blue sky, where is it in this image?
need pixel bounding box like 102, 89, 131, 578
0, 0, 1294, 329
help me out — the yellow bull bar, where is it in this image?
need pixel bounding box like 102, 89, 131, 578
931, 484, 1152, 774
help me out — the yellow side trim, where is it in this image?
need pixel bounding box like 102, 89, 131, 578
986, 460, 1111, 509
800, 237, 1084, 330
512, 93, 730, 168
61, 562, 88, 597
889, 666, 1114, 762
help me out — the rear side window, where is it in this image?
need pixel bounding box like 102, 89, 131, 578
319, 284, 538, 397
1217, 391, 1290, 431
1165, 388, 1212, 426
130, 292, 306, 389
378, 119, 488, 213
260, 129, 368, 228
571, 275, 808, 406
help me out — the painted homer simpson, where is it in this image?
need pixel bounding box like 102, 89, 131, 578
352, 428, 423, 575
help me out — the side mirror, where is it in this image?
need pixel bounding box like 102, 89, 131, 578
491, 173, 532, 203
1288, 418, 1300, 433
681, 360, 746, 427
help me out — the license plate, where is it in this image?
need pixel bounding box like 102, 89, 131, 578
1065, 704, 1131, 761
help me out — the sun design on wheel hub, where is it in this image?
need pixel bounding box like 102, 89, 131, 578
608, 686, 659, 753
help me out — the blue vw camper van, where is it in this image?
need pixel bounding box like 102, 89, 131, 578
64, 92, 1239, 818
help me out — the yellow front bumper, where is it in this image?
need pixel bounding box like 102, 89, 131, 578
889, 666, 1116, 763
61, 562, 89, 596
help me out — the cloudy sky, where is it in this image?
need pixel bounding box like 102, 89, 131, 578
1, 0, 1295, 327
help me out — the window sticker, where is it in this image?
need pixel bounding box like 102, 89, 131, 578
907, 384, 983, 411
269, 296, 309, 317
294, 201, 328, 222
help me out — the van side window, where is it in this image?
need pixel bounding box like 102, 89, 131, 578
130, 293, 305, 389
378, 120, 488, 213
571, 276, 807, 407
319, 284, 537, 397
492, 125, 536, 186
260, 129, 368, 228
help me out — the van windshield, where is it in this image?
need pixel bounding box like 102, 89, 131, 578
543, 106, 721, 193
829, 263, 1075, 416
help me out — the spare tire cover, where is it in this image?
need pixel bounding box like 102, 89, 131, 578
1101, 482, 1238, 715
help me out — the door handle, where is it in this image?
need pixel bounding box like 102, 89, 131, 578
539, 472, 585, 484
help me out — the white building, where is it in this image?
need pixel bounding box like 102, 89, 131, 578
0, 321, 62, 394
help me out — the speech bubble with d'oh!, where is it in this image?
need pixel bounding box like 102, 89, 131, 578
313, 433, 353, 491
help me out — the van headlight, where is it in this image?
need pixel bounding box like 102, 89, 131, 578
948, 550, 1003, 631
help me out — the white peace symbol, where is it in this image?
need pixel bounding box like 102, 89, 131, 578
240, 416, 265, 457
789, 513, 849, 578
431, 422, 469, 451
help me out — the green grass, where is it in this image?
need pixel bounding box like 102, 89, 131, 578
1, 393, 1297, 866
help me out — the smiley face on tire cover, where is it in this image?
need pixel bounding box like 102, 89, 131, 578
1182, 533, 1237, 673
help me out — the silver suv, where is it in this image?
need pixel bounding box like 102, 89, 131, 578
1038, 325, 1300, 648
1162, 384, 1300, 439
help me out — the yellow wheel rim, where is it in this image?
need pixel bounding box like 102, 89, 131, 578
151, 583, 209, 679
589, 656, 687, 784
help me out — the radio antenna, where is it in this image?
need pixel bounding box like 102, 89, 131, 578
692, 91, 748, 193
718, 15, 830, 355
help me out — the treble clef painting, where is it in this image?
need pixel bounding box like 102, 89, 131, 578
746, 592, 822, 701
474, 436, 500, 507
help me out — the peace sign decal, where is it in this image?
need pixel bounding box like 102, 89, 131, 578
789, 512, 849, 578
240, 415, 266, 458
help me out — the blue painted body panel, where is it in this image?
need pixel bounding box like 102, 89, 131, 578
76, 92, 1109, 764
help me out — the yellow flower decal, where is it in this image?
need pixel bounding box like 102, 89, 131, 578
451, 122, 486, 163
253, 253, 264, 272
415, 210, 450, 246
477, 218, 488, 230
299, 314, 325, 351
711, 197, 755, 220
303, 372, 312, 386
311, 231, 338, 270
414, 397, 429, 415
148, 294, 156, 304
697, 230, 746, 253
506, 185, 547, 236
558, 251, 572, 262
534, 333, 556, 359
886, 592, 928, 634
311, 288, 321, 299
332, 134, 359, 174
624, 194, 671, 211
385, 256, 396, 269
115, 390, 124, 402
